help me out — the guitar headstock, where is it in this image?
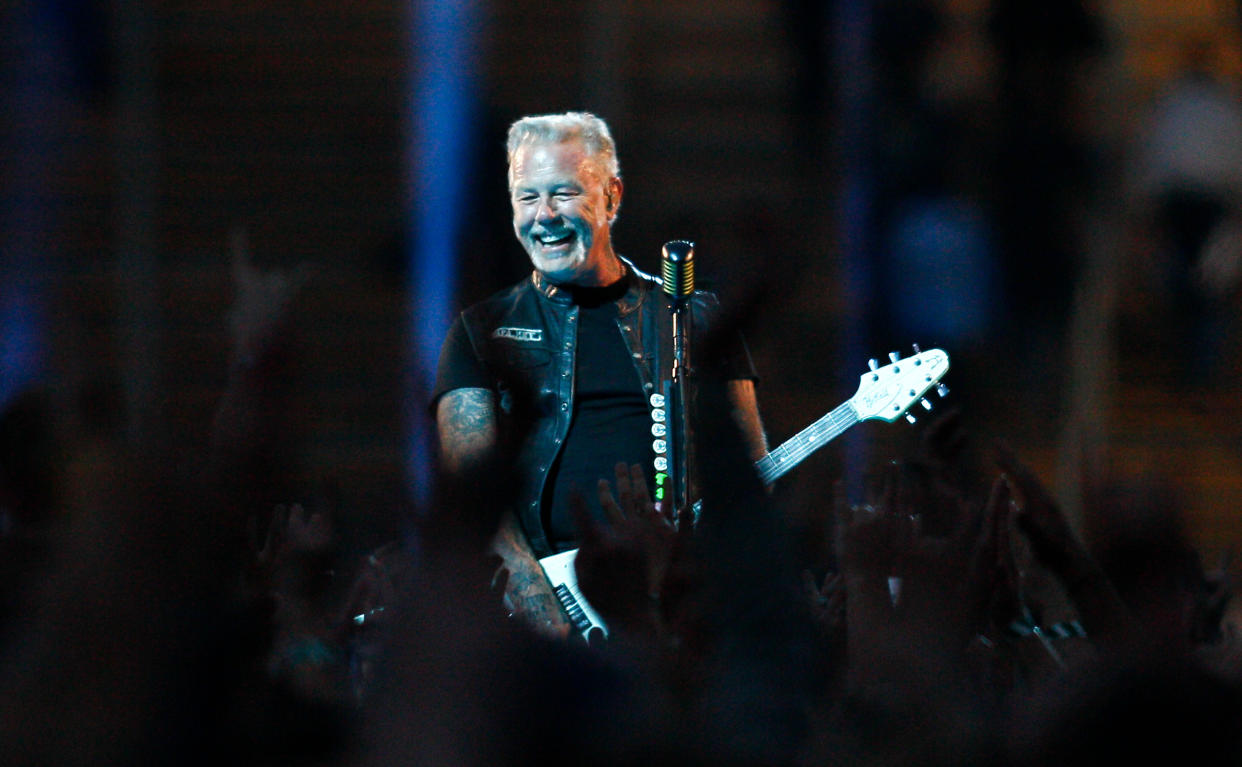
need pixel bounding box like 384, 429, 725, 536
850, 346, 950, 423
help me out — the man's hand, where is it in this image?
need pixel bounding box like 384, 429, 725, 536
490, 510, 571, 640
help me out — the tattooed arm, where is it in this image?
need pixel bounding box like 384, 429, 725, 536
435, 387, 499, 475
435, 388, 570, 638
492, 510, 571, 639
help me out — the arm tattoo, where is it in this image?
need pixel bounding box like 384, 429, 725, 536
492, 511, 568, 630
436, 387, 498, 475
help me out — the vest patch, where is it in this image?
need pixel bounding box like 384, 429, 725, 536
493, 326, 543, 343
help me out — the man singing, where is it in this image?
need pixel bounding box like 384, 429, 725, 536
431, 112, 767, 636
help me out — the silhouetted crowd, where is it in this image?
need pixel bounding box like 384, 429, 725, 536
2, 256, 1240, 766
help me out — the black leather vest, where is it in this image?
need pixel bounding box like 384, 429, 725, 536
455, 256, 723, 556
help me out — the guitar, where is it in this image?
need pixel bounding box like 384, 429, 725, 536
754, 345, 950, 484
541, 345, 951, 640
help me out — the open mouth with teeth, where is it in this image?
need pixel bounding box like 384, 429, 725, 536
535, 231, 576, 251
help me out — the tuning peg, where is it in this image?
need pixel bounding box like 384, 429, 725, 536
912, 343, 921, 353
936, 383, 949, 398
868, 358, 879, 371
920, 397, 932, 410
905, 413, 917, 424
889, 351, 900, 363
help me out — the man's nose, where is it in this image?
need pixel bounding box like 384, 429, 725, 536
535, 198, 559, 222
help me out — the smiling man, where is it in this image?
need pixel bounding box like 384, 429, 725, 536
509, 130, 624, 286
431, 112, 766, 636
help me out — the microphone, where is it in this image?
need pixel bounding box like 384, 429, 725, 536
661, 240, 695, 302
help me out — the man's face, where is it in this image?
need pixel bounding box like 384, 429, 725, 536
510, 138, 619, 285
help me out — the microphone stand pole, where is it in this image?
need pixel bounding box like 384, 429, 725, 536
660, 240, 696, 521
669, 297, 693, 517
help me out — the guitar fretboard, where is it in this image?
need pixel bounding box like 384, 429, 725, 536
754, 400, 860, 485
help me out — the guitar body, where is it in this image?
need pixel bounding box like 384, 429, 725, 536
539, 549, 609, 640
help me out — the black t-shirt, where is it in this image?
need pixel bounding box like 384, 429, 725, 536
542, 280, 651, 550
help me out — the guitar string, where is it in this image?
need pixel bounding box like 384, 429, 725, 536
755, 359, 947, 484
762, 407, 855, 471
757, 403, 859, 484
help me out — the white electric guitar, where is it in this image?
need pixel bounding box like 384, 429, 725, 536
541, 345, 951, 640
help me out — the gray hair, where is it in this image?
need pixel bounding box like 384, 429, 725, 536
506, 112, 620, 184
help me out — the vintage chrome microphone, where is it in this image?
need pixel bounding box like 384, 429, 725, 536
661, 239, 695, 305
657, 240, 696, 517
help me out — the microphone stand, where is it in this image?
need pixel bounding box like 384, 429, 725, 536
669, 296, 693, 517
660, 241, 696, 521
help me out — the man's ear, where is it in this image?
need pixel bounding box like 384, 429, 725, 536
606, 177, 623, 217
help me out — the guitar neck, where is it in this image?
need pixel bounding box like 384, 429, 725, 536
754, 400, 860, 485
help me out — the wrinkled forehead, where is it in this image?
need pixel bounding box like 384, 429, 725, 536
508, 137, 607, 189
